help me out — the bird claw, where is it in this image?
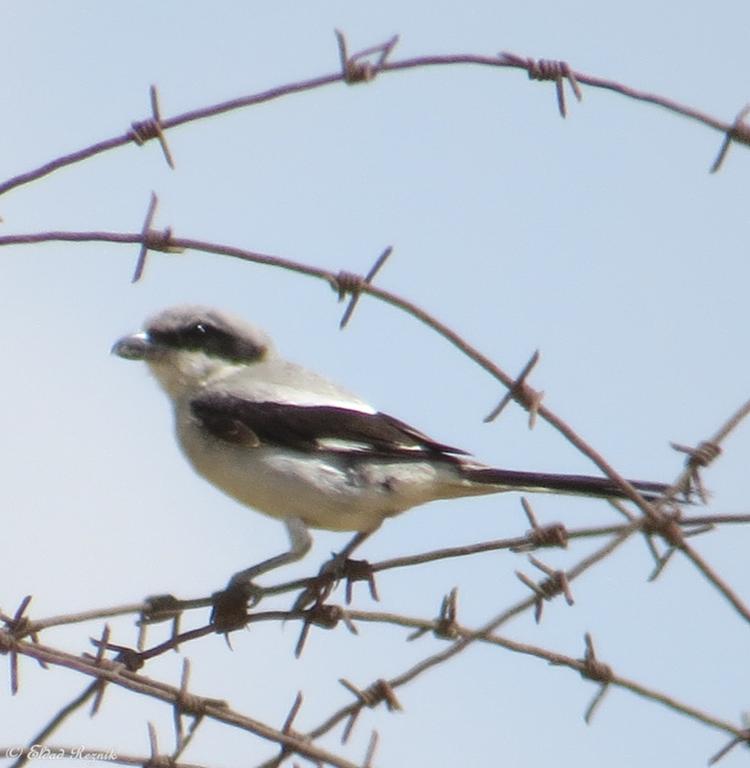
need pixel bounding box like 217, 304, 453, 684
293, 556, 377, 610
210, 579, 263, 633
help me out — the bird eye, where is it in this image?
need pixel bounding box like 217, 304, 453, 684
193, 323, 207, 335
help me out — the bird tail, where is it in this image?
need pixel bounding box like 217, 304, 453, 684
459, 466, 669, 501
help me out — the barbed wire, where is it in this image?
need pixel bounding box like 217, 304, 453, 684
12, 507, 749, 639
0, 628, 362, 768
2, 29, 749, 768
1, 265, 748, 762
2, 224, 749, 764
0, 224, 731, 514
0, 32, 748, 202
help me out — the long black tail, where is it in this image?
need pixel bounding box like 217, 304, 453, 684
462, 467, 669, 501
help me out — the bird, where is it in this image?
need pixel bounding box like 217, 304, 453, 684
112, 305, 669, 594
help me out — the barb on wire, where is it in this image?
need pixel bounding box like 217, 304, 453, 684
2, 595, 34, 695
128, 84, 175, 169
262, 692, 305, 768
88, 633, 144, 674
709, 726, 750, 765
408, 587, 460, 642
484, 349, 542, 427
294, 603, 349, 658
339, 678, 402, 743
653, 398, 750, 623
512, 497, 568, 552
516, 555, 575, 623
131, 193, 158, 283
578, 634, 613, 723
333, 245, 393, 328
499, 52, 583, 117
171, 658, 204, 756
343, 559, 379, 604
363, 731, 379, 768
146, 722, 160, 766
710, 103, 750, 173
335, 30, 399, 84
645, 514, 714, 582
670, 439, 721, 503
89, 624, 112, 715
131, 193, 184, 283
172, 661, 189, 750
647, 545, 677, 582
434, 587, 460, 639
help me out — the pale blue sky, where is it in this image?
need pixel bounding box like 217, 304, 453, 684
2, 2, 749, 766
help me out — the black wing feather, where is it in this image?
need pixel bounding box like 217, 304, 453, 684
190, 393, 468, 460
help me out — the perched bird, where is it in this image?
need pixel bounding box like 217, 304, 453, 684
113, 305, 668, 590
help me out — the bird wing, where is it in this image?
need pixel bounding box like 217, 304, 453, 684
189, 391, 469, 461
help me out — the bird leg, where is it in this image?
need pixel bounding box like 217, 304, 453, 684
212, 518, 312, 631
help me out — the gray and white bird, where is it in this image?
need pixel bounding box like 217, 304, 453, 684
113, 305, 668, 587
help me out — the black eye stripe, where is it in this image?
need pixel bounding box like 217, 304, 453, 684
149, 322, 265, 363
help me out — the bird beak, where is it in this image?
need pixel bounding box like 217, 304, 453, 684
111, 331, 156, 361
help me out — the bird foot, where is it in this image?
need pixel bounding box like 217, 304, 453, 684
293, 556, 377, 610
211, 579, 264, 633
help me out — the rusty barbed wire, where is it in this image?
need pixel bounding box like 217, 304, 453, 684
15, 508, 750, 639
127, 85, 175, 170
516, 554, 575, 623
335, 30, 399, 84
710, 103, 750, 173
258, 692, 304, 768
4, 389, 749, 764
338, 678, 402, 744
0, 628, 360, 768
0, 225, 706, 523
292, 386, 750, 755
2, 31, 750, 767
483, 349, 543, 427
89, 624, 112, 716
0, 32, 747, 201
304, 525, 637, 745
498, 52, 583, 117
7, 487, 733, 762
340, 609, 746, 746
334, 245, 393, 329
